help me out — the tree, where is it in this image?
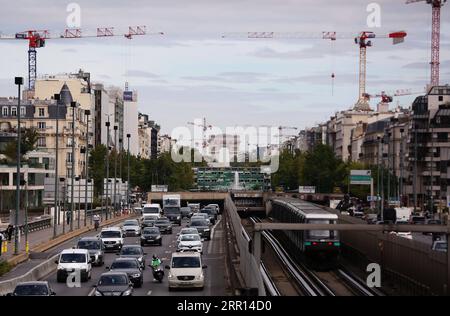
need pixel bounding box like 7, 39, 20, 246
89, 145, 107, 197
1, 128, 39, 162
301, 144, 345, 193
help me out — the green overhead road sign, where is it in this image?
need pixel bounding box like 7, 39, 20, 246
350, 170, 372, 185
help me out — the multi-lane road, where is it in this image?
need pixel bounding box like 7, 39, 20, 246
42, 216, 227, 296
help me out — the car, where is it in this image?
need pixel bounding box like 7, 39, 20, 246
94, 272, 134, 296
191, 213, 210, 223
206, 204, 220, 214
99, 227, 124, 252
410, 215, 426, 225
176, 228, 200, 246
187, 203, 200, 214
7, 281, 56, 296
390, 231, 413, 240
177, 234, 203, 254
55, 248, 92, 283
122, 219, 141, 237
200, 208, 217, 224
353, 211, 365, 218
141, 227, 162, 246
77, 237, 105, 266
180, 207, 193, 219
141, 219, 156, 229
166, 252, 207, 291
118, 245, 147, 270
427, 219, 442, 225
432, 240, 448, 252
189, 219, 211, 240
155, 217, 173, 234
108, 257, 143, 287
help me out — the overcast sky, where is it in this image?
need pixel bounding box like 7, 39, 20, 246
0, 0, 449, 134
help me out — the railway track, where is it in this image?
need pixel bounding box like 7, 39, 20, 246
249, 216, 383, 296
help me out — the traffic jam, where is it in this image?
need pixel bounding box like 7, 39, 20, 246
6, 195, 222, 296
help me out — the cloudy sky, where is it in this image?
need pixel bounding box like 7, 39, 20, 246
0, 0, 449, 134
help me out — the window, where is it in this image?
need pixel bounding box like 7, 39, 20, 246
20, 106, 26, 116
38, 108, 45, 117
2, 107, 8, 116
37, 137, 46, 147
67, 152, 73, 163
37, 122, 46, 130
11, 107, 17, 117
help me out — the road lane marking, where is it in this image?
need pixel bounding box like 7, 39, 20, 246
147, 290, 152, 296
88, 288, 95, 296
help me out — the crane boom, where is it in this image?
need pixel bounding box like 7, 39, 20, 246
0, 26, 163, 90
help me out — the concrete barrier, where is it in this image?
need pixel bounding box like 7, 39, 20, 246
0, 254, 59, 296
4, 214, 136, 274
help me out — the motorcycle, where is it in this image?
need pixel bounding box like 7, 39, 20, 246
151, 264, 164, 283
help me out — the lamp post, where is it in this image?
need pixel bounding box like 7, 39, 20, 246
377, 136, 381, 216
126, 134, 131, 210
84, 109, 90, 226
413, 126, 418, 213
53, 93, 61, 238
75, 176, 80, 229
113, 125, 118, 217
105, 120, 110, 220
70, 101, 76, 232
60, 177, 66, 234
14, 77, 23, 255
387, 131, 391, 206
399, 128, 405, 207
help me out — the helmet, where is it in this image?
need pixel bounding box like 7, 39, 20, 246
152, 254, 157, 260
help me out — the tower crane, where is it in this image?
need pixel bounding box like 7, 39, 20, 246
406, 0, 447, 87
187, 118, 212, 149
0, 26, 163, 90
363, 88, 424, 103
222, 30, 407, 111
278, 126, 298, 147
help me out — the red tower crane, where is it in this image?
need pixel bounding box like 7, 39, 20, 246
406, 0, 447, 87
0, 26, 163, 90
363, 88, 424, 103
222, 31, 407, 111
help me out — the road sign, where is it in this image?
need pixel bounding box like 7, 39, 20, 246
351, 170, 372, 176
350, 170, 372, 185
299, 186, 316, 194
388, 198, 400, 206
151, 185, 168, 192
367, 196, 381, 202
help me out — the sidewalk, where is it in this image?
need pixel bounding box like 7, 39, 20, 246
0, 213, 121, 261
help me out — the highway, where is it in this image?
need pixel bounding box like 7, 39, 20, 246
42, 217, 227, 296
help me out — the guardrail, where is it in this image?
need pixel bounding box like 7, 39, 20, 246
224, 195, 266, 296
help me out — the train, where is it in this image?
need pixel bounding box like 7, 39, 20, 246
268, 198, 340, 262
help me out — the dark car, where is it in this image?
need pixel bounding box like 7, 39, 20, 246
189, 219, 211, 240
94, 272, 134, 296
155, 218, 173, 234
7, 281, 55, 296
141, 219, 156, 229
118, 245, 146, 270
180, 207, 193, 219
108, 258, 143, 287
77, 237, 104, 266
141, 227, 162, 246
200, 208, 217, 224
423, 219, 443, 235
163, 207, 182, 225
410, 216, 426, 225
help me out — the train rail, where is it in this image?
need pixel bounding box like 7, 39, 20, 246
250, 217, 335, 296
250, 216, 383, 296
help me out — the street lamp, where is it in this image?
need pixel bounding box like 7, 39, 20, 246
113, 125, 118, 217
126, 134, 131, 210
60, 177, 66, 234
14, 76, 23, 255
399, 128, 405, 207
75, 175, 81, 228
105, 120, 111, 220
70, 101, 77, 231
84, 109, 91, 227
53, 93, 61, 238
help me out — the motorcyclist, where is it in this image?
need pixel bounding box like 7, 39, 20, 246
151, 255, 161, 269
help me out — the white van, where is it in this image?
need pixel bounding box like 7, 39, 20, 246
142, 203, 162, 221
166, 252, 207, 290
55, 248, 92, 282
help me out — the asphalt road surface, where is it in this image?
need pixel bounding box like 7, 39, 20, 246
43, 216, 227, 296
